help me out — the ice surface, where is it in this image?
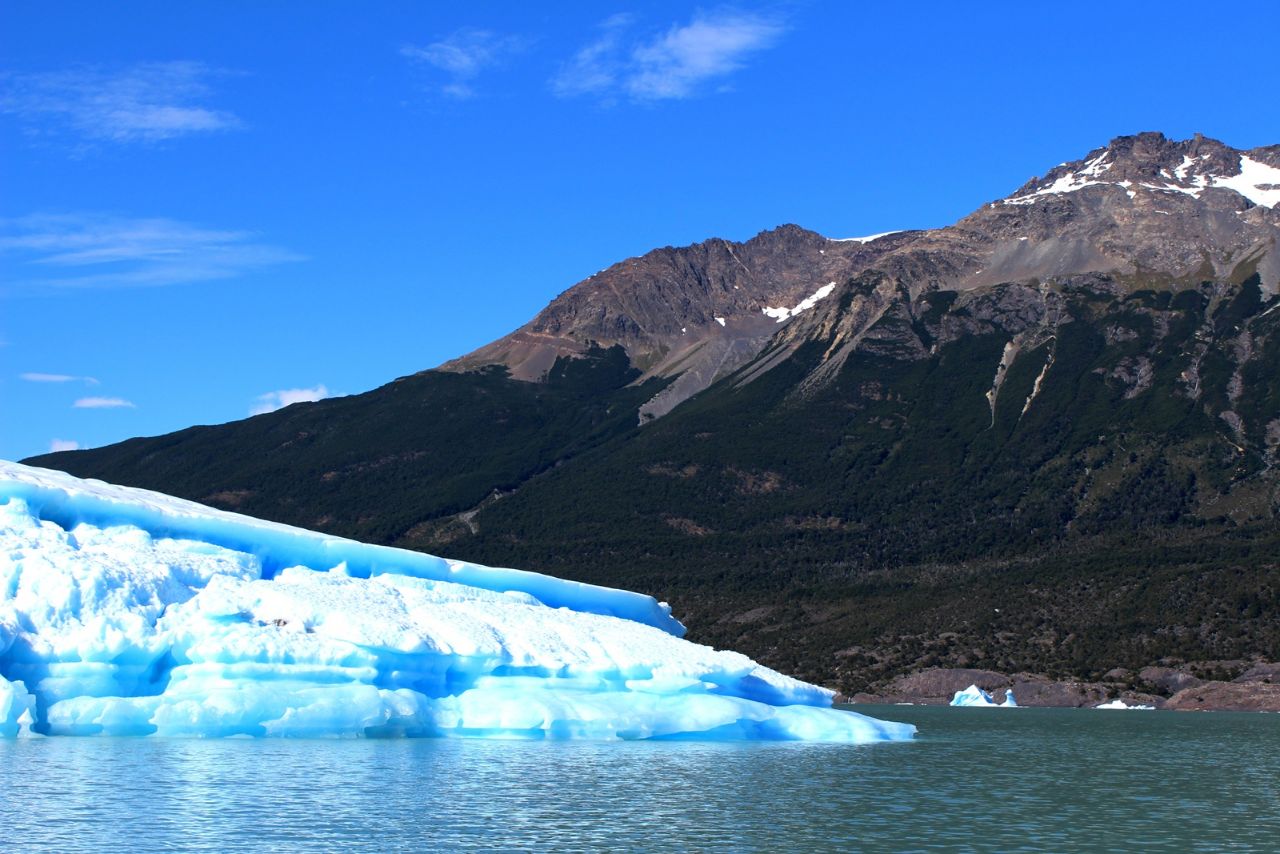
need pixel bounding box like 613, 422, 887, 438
0, 674, 37, 737
1095, 700, 1155, 710
0, 462, 914, 742
950, 685, 1017, 708
0, 461, 681, 634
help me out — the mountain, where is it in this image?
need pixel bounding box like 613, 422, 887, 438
447, 132, 1280, 414
441, 223, 923, 419
27, 132, 1280, 695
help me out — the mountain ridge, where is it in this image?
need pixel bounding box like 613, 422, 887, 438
442, 132, 1280, 416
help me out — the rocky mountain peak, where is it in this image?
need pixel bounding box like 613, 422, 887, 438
439, 222, 911, 387
1005, 132, 1280, 209
442, 132, 1280, 420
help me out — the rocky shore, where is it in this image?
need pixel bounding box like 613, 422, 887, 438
841, 662, 1280, 712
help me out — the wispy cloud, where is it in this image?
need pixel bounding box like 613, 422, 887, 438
401, 29, 527, 99
0, 61, 242, 145
0, 212, 303, 294
21, 372, 99, 384
49, 439, 81, 452
74, 396, 135, 409
553, 10, 785, 103
551, 14, 636, 100
250, 385, 330, 416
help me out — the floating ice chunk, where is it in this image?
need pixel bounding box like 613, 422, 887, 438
1094, 700, 1155, 710
0, 462, 915, 743
949, 685, 995, 706
950, 684, 1018, 707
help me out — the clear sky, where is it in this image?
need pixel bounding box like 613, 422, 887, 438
3, 1, 1278, 460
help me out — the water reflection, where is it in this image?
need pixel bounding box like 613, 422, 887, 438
3, 708, 1278, 852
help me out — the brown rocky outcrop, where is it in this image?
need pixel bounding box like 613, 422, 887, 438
1138, 666, 1205, 695
1164, 681, 1280, 712
1233, 663, 1280, 684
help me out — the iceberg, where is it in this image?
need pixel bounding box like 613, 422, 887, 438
950, 684, 1018, 707
1094, 700, 1155, 710
0, 462, 913, 742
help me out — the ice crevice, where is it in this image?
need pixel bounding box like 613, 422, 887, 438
0, 462, 914, 742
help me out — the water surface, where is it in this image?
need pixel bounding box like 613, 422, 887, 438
3, 705, 1277, 852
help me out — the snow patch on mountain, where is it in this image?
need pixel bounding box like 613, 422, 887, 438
763, 283, 837, 323
1215, 157, 1280, 208
831, 231, 903, 244
1005, 153, 1280, 208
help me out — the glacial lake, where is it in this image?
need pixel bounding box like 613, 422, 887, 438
4, 705, 1278, 852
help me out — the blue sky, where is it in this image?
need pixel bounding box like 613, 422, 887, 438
3, 1, 1278, 460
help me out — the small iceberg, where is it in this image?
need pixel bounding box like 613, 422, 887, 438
950, 684, 1018, 707
1094, 700, 1155, 710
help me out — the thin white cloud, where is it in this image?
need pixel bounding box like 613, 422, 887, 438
74, 396, 135, 409
21, 372, 99, 384
551, 14, 636, 99
401, 29, 527, 99
0, 61, 242, 145
553, 10, 785, 103
49, 439, 81, 452
250, 385, 330, 416
0, 212, 303, 293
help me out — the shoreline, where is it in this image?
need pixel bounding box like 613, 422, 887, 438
836, 664, 1280, 712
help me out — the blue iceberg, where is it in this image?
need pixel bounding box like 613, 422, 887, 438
950, 684, 1018, 707
0, 462, 913, 742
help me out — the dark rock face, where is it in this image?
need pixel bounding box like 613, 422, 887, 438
442, 225, 915, 379
1138, 667, 1205, 695
439, 225, 919, 414
1234, 663, 1280, 684
1007, 678, 1110, 708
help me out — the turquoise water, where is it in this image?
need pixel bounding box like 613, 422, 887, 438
3, 705, 1278, 852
